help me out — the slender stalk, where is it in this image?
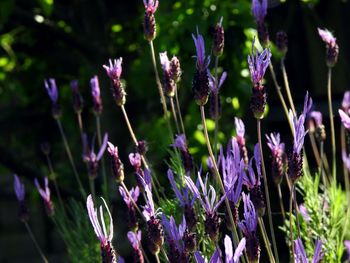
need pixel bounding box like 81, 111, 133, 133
161, 247, 169, 263
155, 253, 161, 263
120, 105, 163, 200
213, 56, 220, 159
268, 62, 290, 128
257, 119, 279, 263
199, 106, 240, 246
77, 112, 84, 137
277, 184, 286, 220
292, 186, 300, 236
23, 221, 49, 263
289, 184, 294, 262
56, 119, 86, 198
281, 58, 296, 115
140, 245, 151, 263
327, 67, 336, 181
258, 218, 276, 263
341, 125, 350, 197
175, 88, 186, 135
89, 178, 96, 200
319, 141, 329, 187
170, 97, 180, 134
95, 115, 108, 200
120, 181, 143, 217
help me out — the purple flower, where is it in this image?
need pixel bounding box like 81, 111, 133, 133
159, 52, 170, 72
266, 132, 286, 184
243, 144, 262, 189
83, 133, 108, 178
252, 0, 267, 24
317, 28, 337, 48
235, 117, 245, 139
289, 110, 307, 155
119, 186, 140, 209
339, 109, 350, 130
342, 91, 350, 111
209, 71, 227, 94
44, 78, 58, 103
344, 240, 350, 260
266, 133, 284, 157
90, 75, 103, 114
86, 195, 113, 245
185, 172, 226, 215
103, 58, 123, 81
224, 235, 246, 263
167, 169, 195, 207
143, 0, 158, 13
294, 238, 323, 263
129, 153, 142, 171
247, 37, 271, 85
35, 177, 54, 216
142, 185, 160, 221
14, 174, 25, 202
299, 204, 311, 223
192, 31, 210, 72
70, 80, 84, 113
127, 230, 142, 250
171, 134, 187, 152
302, 91, 313, 116
162, 214, 187, 259
309, 111, 323, 127
194, 249, 221, 263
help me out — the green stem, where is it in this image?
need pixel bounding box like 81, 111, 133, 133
24, 221, 49, 263
258, 218, 276, 263
213, 55, 220, 159
89, 178, 96, 200
175, 88, 186, 136
277, 184, 286, 221
56, 119, 86, 198
327, 67, 336, 181
281, 58, 296, 115
257, 119, 279, 263
170, 97, 180, 134
200, 106, 240, 247
289, 184, 294, 262
95, 115, 108, 200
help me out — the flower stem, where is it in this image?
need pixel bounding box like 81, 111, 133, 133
24, 221, 49, 263
327, 67, 336, 181
258, 218, 276, 263
277, 184, 286, 221
199, 106, 240, 247
120, 181, 144, 218
257, 119, 279, 263
281, 58, 296, 115
341, 125, 350, 198
289, 184, 294, 262
213, 55, 220, 159
175, 88, 186, 136
89, 178, 96, 200
56, 119, 86, 198
95, 115, 108, 200
170, 97, 180, 134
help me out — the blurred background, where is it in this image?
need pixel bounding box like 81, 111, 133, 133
0, 0, 350, 262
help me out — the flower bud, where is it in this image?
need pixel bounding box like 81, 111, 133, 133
276, 31, 288, 56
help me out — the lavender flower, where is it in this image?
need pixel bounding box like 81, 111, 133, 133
171, 134, 193, 174
317, 28, 339, 67
44, 78, 61, 118
276, 31, 288, 55
160, 52, 176, 97
129, 153, 142, 173
103, 58, 126, 106
119, 186, 140, 231
90, 75, 103, 114
107, 142, 124, 182
238, 193, 260, 262
170, 56, 182, 83
194, 249, 221, 263
143, 0, 159, 41
192, 30, 211, 106
70, 80, 84, 113
34, 177, 54, 216
13, 175, 28, 221
82, 133, 108, 178
294, 238, 324, 263
86, 195, 117, 263
127, 231, 144, 263
162, 214, 188, 262
248, 38, 271, 119
243, 144, 265, 216
339, 109, 350, 130
252, 0, 269, 45
212, 17, 224, 57
209, 71, 226, 119
299, 204, 311, 223
224, 235, 246, 263
342, 91, 350, 112
266, 132, 286, 184
143, 185, 163, 254
235, 117, 249, 165
309, 111, 326, 142
185, 172, 225, 242
167, 169, 197, 230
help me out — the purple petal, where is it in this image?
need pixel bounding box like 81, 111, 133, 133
97, 133, 108, 161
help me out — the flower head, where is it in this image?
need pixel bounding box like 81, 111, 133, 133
309, 111, 323, 127
83, 133, 108, 178
194, 249, 222, 263
162, 214, 186, 255
103, 58, 123, 81
235, 117, 245, 139
119, 186, 140, 209
14, 174, 25, 202
127, 230, 142, 250
209, 71, 227, 94
86, 195, 114, 246
167, 169, 196, 207
252, 0, 267, 24
44, 78, 59, 103
317, 28, 339, 67
142, 185, 161, 221
70, 80, 84, 113
171, 134, 187, 152
224, 235, 246, 263
159, 52, 170, 72
339, 109, 350, 130
342, 91, 350, 112
192, 30, 210, 72
90, 75, 103, 114
289, 110, 307, 155
318, 28, 337, 48
294, 238, 323, 263
243, 144, 262, 189
35, 177, 54, 216
143, 0, 159, 13
248, 37, 271, 85
266, 133, 285, 157
107, 142, 124, 182
129, 153, 142, 171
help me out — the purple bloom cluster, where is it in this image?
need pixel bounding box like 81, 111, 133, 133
13, 175, 29, 221
90, 75, 103, 114
35, 177, 54, 216
248, 38, 271, 86
103, 58, 126, 106
317, 28, 339, 67
266, 132, 286, 184
44, 78, 61, 118
294, 238, 323, 263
